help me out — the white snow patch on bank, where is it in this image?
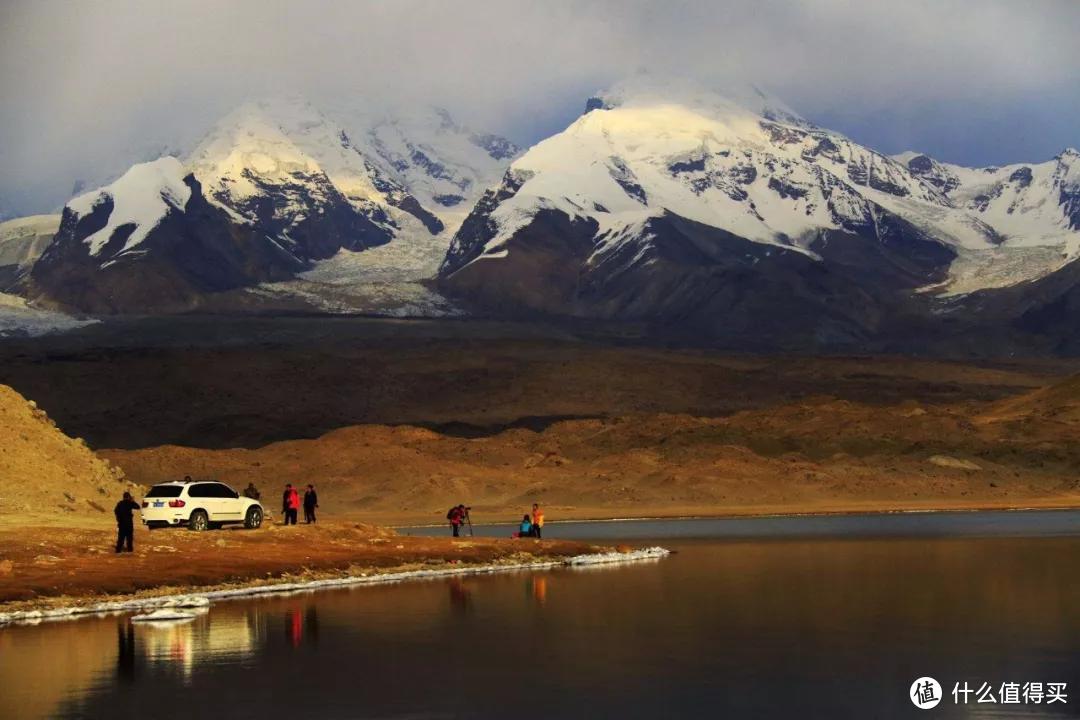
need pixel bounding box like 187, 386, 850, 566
0, 548, 670, 627
130, 608, 204, 623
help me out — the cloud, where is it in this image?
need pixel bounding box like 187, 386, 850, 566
1, 0, 1077, 214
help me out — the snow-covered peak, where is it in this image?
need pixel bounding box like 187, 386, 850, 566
445, 76, 1080, 302
230, 97, 398, 205
892, 150, 924, 165
325, 100, 521, 220
184, 96, 517, 239
593, 75, 811, 128
186, 101, 329, 205
66, 157, 191, 256
464, 79, 953, 263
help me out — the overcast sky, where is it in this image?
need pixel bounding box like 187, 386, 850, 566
2, 0, 1078, 215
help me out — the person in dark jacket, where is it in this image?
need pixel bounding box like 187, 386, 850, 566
282, 484, 299, 525
243, 482, 261, 501
303, 485, 319, 524
114, 491, 141, 553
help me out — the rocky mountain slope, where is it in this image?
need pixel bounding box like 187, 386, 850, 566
30, 157, 305, 313
439, 78, 1080, 350
25, 99, 518, 314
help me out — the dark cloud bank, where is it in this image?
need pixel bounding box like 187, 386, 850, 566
1, 0, 1077, 215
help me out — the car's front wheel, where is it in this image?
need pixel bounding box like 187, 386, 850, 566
244, 506, 263, 529
188, 509, 209, 531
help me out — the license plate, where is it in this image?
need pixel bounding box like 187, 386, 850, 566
153, 501, 165, 507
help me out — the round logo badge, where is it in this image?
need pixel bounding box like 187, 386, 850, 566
911, 677, 943, 709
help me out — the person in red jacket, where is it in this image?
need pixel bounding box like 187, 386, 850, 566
447, 504, 465, 537
282, 484, 300, 525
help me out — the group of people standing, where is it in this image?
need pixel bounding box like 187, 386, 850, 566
447, 503, 545, 538
281, 483, 319, 525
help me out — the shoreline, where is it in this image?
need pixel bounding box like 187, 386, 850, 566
392, 502, 1080, 529
0, 547, 670, 628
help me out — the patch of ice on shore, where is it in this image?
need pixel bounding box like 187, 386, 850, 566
567, 546, 670, 565
0, 548, 670, 627
130, 608, 201, 623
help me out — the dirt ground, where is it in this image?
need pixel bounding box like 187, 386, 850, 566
0, 520, 602, 610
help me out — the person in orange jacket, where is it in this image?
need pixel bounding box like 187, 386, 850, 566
531, 503, 545, 539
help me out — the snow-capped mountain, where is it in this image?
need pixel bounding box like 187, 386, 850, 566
345, 104, 521, 215
896, 149, 1080, 241
186, 100, 404, 259
27, 98, 519, 314
438, 78, 1080, 348
11, 79, 1079, 352
30, 157, 304, 312
894, 148, 1080, 293
182, 97, 519, 242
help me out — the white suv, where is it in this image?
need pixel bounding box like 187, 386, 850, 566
141, 480, 263, 531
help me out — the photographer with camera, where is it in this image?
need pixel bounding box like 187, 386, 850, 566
446, 504, 472, 537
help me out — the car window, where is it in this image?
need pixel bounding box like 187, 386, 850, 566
211, 483, 238, 499
146, 485, 183, 498
187, 484, 212, 498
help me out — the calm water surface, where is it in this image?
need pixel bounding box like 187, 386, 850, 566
2, 512, 1078, 719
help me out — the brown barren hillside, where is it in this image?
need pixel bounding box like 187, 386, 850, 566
0, 384, 131, 524
105, 378, 1080, 526
978, 373, 1080, 430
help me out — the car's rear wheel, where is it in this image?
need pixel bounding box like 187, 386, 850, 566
245, 506, 263, 529
189, 510, 209, 531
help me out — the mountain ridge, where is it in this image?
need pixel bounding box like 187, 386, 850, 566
4, 82, 1079, 355
23, 98, 520, 314
438, 78, 1080, 352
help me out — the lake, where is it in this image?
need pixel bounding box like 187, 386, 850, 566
1, 511, 1078, 719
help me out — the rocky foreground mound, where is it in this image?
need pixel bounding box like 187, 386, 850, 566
0, 384, 130, 522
